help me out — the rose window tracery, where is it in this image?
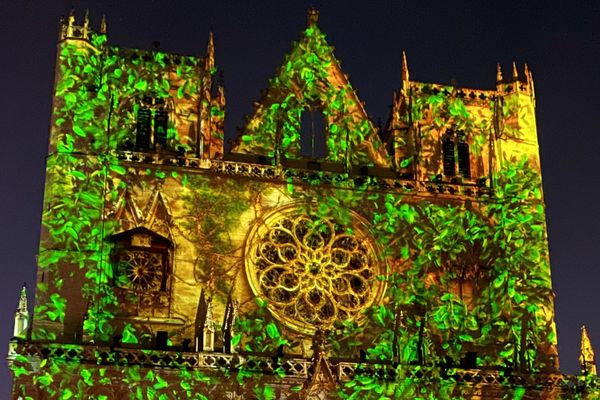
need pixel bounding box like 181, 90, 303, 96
118, 250, 164, 292
245, 204, 385, 334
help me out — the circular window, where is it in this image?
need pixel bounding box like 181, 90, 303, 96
245, 203, 386, 335
118, 250, 164, 292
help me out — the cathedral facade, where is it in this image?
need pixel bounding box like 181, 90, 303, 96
8, 10, 599, 399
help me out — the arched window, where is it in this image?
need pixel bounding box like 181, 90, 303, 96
300, 109, 326, 158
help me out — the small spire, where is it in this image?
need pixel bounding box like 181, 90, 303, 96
580, 325, 597, 375
496, 63, 503, 84
18, 284, 27, 311
68, 8, 75, 25
203, 297, 215, 351
524, 63, 533, 86
100, 14, 107, 35
307, 8, 320, 26
512, 61, 519, 80
205, 31, 215, 73
13, 284, 29, 338
401, 51, 409, 82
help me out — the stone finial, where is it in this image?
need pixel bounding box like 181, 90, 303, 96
83, 9, 90, 39
496, 63, 503, 84
580, 325, 597, 375
307, 8, 319, 26
512, 61, 519, 80
401, 51, 409, 82
100, 14, 107, 35
68, 8, 76, 26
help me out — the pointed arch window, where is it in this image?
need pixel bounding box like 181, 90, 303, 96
300, 109, 326, 158
442, 128, 471, 178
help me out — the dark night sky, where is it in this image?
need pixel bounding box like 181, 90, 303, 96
1, 0, 599, 395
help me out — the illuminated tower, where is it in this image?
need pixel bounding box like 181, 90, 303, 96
8, 9, 600, 400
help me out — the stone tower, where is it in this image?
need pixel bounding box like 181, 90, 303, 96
8, 9, 599, 399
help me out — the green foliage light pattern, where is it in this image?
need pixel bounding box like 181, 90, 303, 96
10, 20, 600, 400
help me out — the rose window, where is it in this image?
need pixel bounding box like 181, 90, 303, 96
118, 250, 164, 292
245, 204, 385, 334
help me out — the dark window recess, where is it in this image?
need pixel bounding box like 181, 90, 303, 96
136, 107, 152, 150
457, 137, 471, 178
442, 135, 456, 176
300, 110, 326, 158
154, 109, 169, 147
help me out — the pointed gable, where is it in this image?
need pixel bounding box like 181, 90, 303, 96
231, 10, 390, 168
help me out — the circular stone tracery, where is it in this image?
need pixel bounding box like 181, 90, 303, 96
119, 250, 163, 292
245, 204, 385, 335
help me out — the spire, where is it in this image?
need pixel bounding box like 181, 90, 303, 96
203, 297, 216, 351
100, 14, 107, 35
307, 8, 319, 26
524, 63, 535, 94
401, 51, 409, 82
580, 325, 597, 375
512, 61, 519, 80
205, 31, 215, 74
13, 284, 29, 338
222, 290, 239, 353
298, 329, 335, 399
496, 63, 503, 84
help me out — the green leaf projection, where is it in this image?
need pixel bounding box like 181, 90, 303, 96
232, 21, 389, 167
9, 11, 600, 400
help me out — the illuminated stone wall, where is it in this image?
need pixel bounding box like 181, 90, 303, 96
9, 10, 598, 400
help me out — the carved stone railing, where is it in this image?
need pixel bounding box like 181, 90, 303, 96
112, 150, 492, 198
9, 340, 581, 392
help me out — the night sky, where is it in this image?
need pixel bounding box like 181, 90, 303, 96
1, 0, 599, 395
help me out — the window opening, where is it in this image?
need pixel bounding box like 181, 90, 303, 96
457, 134, 471, 178
442, 135, 456, 176
135, 107, 152, 150
134, 97, 170, 151
154, 108, 169, 148
442, 129, 471, 178
300, 109, 326, 158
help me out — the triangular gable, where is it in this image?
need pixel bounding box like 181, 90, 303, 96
112, 185, 173, 240
231, 13, 390, 168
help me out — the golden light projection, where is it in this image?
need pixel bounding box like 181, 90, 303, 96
245, 204, 386, 334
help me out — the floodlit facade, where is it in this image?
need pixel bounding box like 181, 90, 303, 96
8, 9, 600, 399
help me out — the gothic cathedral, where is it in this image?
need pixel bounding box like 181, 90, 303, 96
8, 9, 599, 400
